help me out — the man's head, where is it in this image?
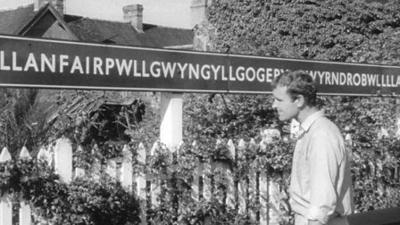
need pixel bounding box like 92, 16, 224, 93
271, 70, 317, 121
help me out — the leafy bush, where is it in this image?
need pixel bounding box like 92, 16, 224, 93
205, 0, 400, 215
0, 158, 141, 225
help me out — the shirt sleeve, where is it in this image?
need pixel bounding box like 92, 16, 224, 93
306, 131, 343, 224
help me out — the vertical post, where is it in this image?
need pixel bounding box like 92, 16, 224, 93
91, 144, 101, 181
160, 92, 182, 152
396, 98, 400, 140
19, 147, 32, 225
0, 147, 12, 225
74, 145, 85, 178
213, 139, 226, 205
54, 138, 73, 183
259, 172, 268, 225
191, 141, 201, 201
150, 142, 161, 207
226, 139, 236, 209
268, 181, 281, 225
248, 139, 258, 222
121, 145, 133, 192
135, 143, 147, 225
106, 158, 118, 180
237, 139, 247, 215
37, 146, 53, 167
202, 159, 212, 202
396, 98, 400, 183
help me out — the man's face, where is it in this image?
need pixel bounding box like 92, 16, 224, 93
272, 85, 299, 121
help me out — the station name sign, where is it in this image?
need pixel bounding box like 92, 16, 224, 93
0, 34, 399, 96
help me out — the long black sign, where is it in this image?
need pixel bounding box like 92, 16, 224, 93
0, 34, 399, 96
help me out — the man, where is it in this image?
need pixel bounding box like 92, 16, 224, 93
271, 70, 354, 225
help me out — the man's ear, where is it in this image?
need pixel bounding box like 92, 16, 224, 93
294, 95, 306, 108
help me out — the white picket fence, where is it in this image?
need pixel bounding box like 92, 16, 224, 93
0, 137, 286, 225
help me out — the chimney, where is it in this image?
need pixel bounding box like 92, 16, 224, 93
34, 0, 64, 15
123, 4, 144, 33
190, 0, 208, 28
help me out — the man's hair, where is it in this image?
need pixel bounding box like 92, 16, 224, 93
272, 70, 317, 106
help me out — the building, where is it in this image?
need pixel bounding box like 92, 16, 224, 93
0, 0, 208, 145
0, 0, 202, 49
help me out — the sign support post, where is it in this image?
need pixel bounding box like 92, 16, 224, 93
160, 92, 183, 152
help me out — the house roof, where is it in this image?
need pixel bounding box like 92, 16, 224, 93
0, 4, 193, 48
65, 15, 193, 48
0, 5, 36, 35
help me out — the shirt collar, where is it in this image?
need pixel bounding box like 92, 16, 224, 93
300, 110, 324, 132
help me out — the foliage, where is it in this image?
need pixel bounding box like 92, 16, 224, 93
0, 88, 48, 153
0, 88, 159, 224
143, 134, 293, 225
50, 91, 147, 143
196, 0, 400, 219
184, 94, 280, 140
323, 96, 400, 212
0, 158, 141, 225
207, 0, 400, 63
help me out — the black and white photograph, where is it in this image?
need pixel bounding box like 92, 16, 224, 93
0, 0, 399, 225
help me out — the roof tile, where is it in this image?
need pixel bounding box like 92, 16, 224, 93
0, 4, 193, 48
0, 5, 36, 35
67, 17, 193, 47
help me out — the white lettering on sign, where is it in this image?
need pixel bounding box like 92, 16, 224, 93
116, 59, 132, 76
13, 52, 23, 71
71, 56, 83, 74
0, 50, 399, 90
307, 70, 400, 88
41, 53, 56, 72
24, 53, 39, 72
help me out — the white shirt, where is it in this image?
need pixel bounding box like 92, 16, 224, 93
289, 111, 354, 224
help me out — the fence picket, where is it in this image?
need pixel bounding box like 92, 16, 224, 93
249, 139, 258, 222
54, 138, 73, 183
135, 143, 147, 225
150, 142, 161, 207
238, 177, 248, 215
202, 159, 212, 202
19, 147, 32, 225
259, 172, 268, 225
106, 158, 118, 180
91, 144, 102, 181
191, 141, 201, 201
0, 147, 12, 225
19, 146, 31, 160
2, 137, 289, 225
237, 139, 247, 215
74, 145, 86, 178
37, 146, 52, 166
213, 139, 225, 204
269, 180, 281, 225
121, 145, 133, 192
226, 139, 236, 209
249, 171, 258, 222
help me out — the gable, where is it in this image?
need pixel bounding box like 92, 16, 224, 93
18, 4, 78, 40
22, 12, 76, 40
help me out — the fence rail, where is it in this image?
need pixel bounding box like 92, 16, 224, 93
0, 137, 286, 225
